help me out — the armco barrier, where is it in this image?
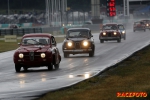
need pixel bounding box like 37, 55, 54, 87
0, 28, 42, 36
0, 23, 33, 28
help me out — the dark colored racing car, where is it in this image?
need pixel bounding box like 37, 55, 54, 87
141, 20, 150, 30
133, 21, 146, 32
99, 23, 126, 43
13, 33, 61, 72
62, 28, 95, 57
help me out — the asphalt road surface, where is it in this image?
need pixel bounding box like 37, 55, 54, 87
0, 28, 150, 100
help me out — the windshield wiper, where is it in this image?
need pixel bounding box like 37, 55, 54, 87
22, 39, 46, 45
21, 42, 34, 45
30, 39, 46, 45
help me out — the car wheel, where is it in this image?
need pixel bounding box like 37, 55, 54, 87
64, 53, 69, 58
134, 30, 135, 32
89, 48, 94, 57
15, 64, 21, 72
48, 63, 53, 70
124, 35, 126, 40
144, 29, 146, 32
23, 66, 28, 72
54, 63, 59, 70
89, 51, 94, 57
117, 38, 121, 43
100, 39, 104, 43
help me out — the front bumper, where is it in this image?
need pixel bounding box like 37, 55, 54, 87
134, 28, 145, 30
100, 37, 120, 40
14, 58, 52, 67
63, 49, 92, 53
145, 26, 150, 29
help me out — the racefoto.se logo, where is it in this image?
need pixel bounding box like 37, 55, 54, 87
117, 92, 147, 98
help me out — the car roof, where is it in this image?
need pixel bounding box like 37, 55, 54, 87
141, 19, 150, 21
103, 23, 123, 26
134, 21, 142, 23
22, 33, 52, 38
67, 28, 91, 31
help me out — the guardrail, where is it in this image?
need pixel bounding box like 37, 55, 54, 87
0, 28, 42, 36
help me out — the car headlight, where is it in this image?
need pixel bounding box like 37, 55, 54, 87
67, 42, 72, 47
83, 41, 88, 46
41, 53, 46, 58
122, 31, 125, 34
19, 53, 24, 58
103, 32, 106, 35
114, 32, 117, 35
147, 24, 149, 26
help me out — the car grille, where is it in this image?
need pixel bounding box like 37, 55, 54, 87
29, 51, 34, 61
75, 42, 80, 49
23, 52, 41, 61
107, 32, 112, 37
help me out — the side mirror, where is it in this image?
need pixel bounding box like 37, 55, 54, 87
52, 42, 57, 46
18, 43, 21, 45
91, 35, 93, 37
55, 42, 57, 46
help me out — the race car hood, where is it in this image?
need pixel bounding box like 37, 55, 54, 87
17, 45, 50, 53
105, 30, 117, 32
68, 38, 89, 42
102, 30, 117, 32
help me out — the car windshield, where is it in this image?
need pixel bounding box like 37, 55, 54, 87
22, 37, 50, 45
134, 22, 140, 25
134, 22, 144, 25
68, 30, 89, 38
103, 25, 117, 30
142, 20, 149, 23
118, 25, 124, 30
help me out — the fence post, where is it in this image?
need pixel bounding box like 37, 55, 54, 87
33, 28, 36, 33
41, 28, 43, 33
11, 29, 13, 35
22, 29, 25, 35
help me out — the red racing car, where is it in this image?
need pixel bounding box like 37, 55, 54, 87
141, 20, 150, 30
133, 21, 146, 32
99, 23, 126, 43
13, 33, 61, 72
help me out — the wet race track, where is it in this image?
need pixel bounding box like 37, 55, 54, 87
0, 28, 150, 100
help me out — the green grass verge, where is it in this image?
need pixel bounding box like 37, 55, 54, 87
36, 45, 150, 100
0, 40, 21, 53
0, 37, 64, 53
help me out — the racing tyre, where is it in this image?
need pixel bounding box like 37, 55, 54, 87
124, 35, 126, 40
64, 53, 69, 58
89, 50, 94, 57
144, 29, 146, 32
48, 63, 53, 70
133, 30, 135, 32
117, 38, 121, 43
15, 64, 21, 72
54, 63, 59, 70
23, 66, 28, 72
54, 56, 60, 70
100, 40, 104, 43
